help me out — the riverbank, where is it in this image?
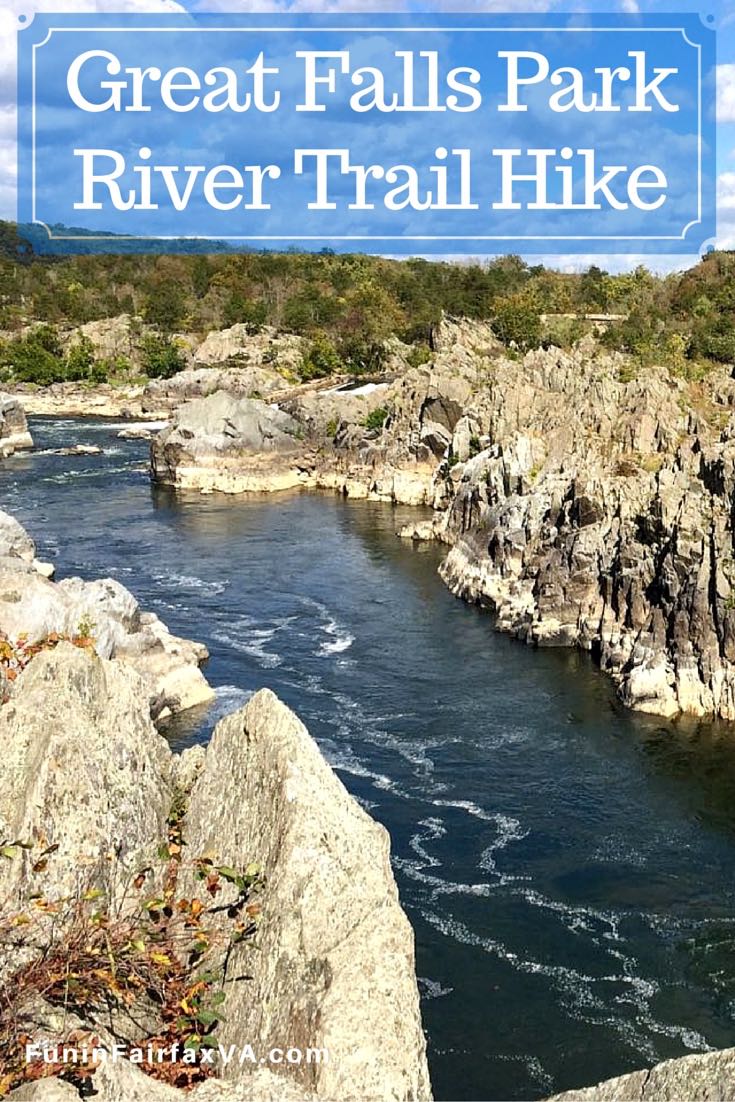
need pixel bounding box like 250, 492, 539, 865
137, 316, 735, 727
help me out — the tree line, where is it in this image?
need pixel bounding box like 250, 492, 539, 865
0, 220, 734, 385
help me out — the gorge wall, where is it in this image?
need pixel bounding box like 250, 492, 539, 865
146, 318, 735, 723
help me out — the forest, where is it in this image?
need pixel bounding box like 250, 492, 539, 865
0, 219, 734, 385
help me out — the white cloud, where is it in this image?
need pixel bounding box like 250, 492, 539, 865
619, 0, 640, 13
717, 63, 735, 122
716, 170, 735, 248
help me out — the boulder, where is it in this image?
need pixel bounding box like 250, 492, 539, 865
0, 510, 35, 562
182, 689, 432, 1102
0, 643, 173, 915
0, 511, 213, 717
143, 367, 283, 413
0, 395, 33, 458
548, 1046, 735, 1100
151, 392, 310, 494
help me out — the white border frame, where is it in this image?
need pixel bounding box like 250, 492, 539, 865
28, 24, 705, 243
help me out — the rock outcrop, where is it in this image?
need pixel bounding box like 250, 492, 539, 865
0, 644, 430, 1102
548, 1046, 735, 1100
0, 395, 32, 457
151, 315, 735, 722
142, 365, 283, 414
0, 644, 173, 916
0, 509, 213, 717
432, 340, 735, 721
183, 688, 431, 1102
151, 392, 309, 493
190, 324, 304, 376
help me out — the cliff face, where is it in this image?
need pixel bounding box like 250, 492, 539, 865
184, 689, 431, 1102
432, 337, 735, 721
0, 648, 430, 1101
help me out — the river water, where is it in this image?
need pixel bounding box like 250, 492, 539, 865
2, 416, 735, 1101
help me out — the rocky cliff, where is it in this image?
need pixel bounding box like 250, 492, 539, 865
150, 311, 735, 725
146, 320, 735, 722
431, 335, 735, 722
0, 509, 212, 718
0, 644, 430, 1101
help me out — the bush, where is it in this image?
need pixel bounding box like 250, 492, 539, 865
141, 334, 185, 379
362, 406, 389, 432
63, 335, 96, 381
2, 326, 65, 385
406, 343, 432, 368
299, 332, 341, 382
691, 316, 735, 365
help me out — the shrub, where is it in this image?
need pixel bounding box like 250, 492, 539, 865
63, 335, 96, 382
2, 326, 65, 385
491, 293, 542, 351
141, 334, 185, 379
406, 343, 432, 369
299, 332, 341, 382
362, 406, 389, 432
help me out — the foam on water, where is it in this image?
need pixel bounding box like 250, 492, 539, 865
418, 977, 454, 1000
302, 596, 356, 657
151, 570, 228, 596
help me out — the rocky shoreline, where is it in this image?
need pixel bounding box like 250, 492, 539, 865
139, 317, 735, 725
21, 313, 735, 723
0, 507, 431, 1102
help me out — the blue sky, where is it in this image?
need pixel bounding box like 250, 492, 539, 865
0, 0, 731, 272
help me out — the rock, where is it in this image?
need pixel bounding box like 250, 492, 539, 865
56, 444, 102, 456
547, 1046, 735, 1100
0, 643, 173, 914
398, 520, 437, 541
0, 394, 33, 457
117, 426, 154, 439
9, 1081, 80, 1101
191, 325, 304, 376
182, 688, 432, 1102
0, 511, 213, 717
0, 658, 430, 1101
12, 382, 155, 419
143, 366, 283, 415
9, 1067, 317, 1102
422, 339, 735, 721
151, 392, 310, 494
0, 509, 36, 562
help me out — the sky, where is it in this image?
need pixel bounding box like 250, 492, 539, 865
0, 0, 730, 273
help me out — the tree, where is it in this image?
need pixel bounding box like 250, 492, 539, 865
299, 331, 342, 381
141, 334, 185, 379
491, 292, 542, 351
64, 335, 96, 381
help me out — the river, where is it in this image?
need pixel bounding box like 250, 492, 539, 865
2, 415, 735, 1101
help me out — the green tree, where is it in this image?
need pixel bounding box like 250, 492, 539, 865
64, 335, 96, 381
299, 331, 342, 381
491, 292, 542, 351
141, 334, 185, 379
